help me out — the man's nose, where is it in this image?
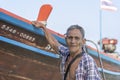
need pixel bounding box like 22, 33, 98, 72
71, 38, 76, 43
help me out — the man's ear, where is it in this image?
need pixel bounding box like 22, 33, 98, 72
82, 38, 86, 44
65, 37, 67, 40
65, 37, 67, 44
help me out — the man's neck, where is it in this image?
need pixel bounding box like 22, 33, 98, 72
70, 49, 82, 58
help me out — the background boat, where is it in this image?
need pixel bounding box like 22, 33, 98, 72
0, 8, 120, 80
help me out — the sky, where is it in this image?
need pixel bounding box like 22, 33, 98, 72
0, 0, 120, 53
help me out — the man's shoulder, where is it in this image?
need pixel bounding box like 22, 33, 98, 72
58, 45, 69, 56
82, 53, 95, 62
59, 45, 68, 51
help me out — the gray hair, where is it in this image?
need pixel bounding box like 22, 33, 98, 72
66, 25, 85, 38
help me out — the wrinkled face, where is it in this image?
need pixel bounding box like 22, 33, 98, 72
66, 29, 84, 54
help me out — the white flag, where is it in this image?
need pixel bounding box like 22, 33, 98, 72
101, 0, 117, 11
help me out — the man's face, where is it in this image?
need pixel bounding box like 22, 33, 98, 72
66, 29, 84, 54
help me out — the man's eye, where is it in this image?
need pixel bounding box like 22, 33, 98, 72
75, 37, 80, 40
67, 36, 72, 39
67, 36, 80, 40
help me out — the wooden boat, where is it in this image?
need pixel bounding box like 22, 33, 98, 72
0, 8, 120, 80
